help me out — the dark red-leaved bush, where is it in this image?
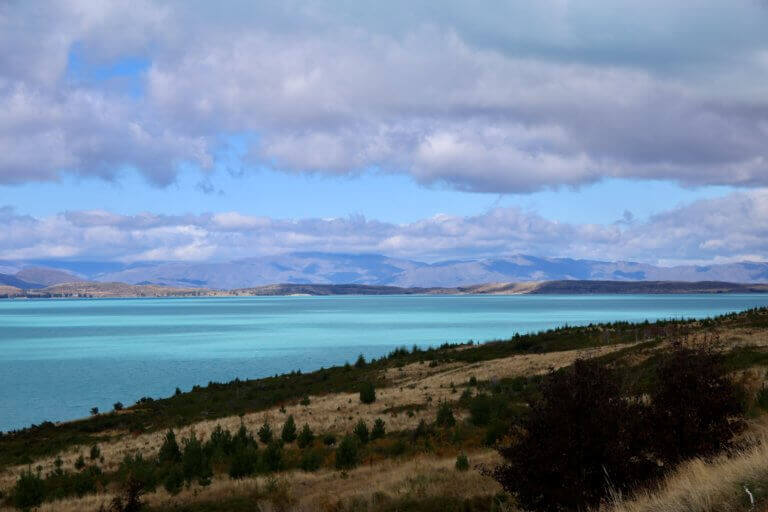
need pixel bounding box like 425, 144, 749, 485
648, 345, 744, 464
493, 359, 657, 511
493, 345, 745, 512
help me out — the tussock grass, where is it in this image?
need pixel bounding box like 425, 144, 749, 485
604, 430, 768, 512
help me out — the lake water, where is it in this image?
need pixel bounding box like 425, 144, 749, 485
2, 294, 768, 432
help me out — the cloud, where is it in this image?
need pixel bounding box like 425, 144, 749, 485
0, 82, 211, 185
1, 1, 768, 191
2, 190, 768, 264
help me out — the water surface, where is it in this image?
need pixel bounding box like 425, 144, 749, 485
2, 294, 768, 431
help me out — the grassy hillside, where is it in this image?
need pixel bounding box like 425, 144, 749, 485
2, 308, 768, 511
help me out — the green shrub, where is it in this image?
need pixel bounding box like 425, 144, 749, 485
157, 430, 181, 464
371, 418, 386, 440
209, 425, 235, 457
359, 382, 376, 404
263, 441, 284, 472
299, 448, 323, 472
414, 419, 431, 439
355, 354, 367, 368
455, 453, 469, 471
181, 434, 212, 486
258, 421, 273, 444
12, 469, 45, 511
353, 420, 369, 444
323, 434, 337, 446
113, 402, 124, 411
335, 435, 359, 470
436, 402, 456, 428
118, 453, 158, 493
74, 454, 86, 470
300, 395, 311, 406
72, 466, 101, 497
281, 415, 297, 443
228, 445, 259, 479
297, 424, 315, 449
89, 444, 101, 461
469, 394, 494, 426
163, 465, 184, 495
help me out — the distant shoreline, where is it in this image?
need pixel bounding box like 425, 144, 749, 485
2, 279, 768, 299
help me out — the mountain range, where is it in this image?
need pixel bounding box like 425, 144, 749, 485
2, 253, 768, 290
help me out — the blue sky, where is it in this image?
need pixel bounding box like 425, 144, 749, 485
1, 0, 767, 264
0, 168, 735, 226
65, 42, 150, 98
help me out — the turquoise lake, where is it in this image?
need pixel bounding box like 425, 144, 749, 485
2, 294, 768, 432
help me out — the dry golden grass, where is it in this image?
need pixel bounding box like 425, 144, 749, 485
385, 342, 637, 390
604, 428, 768, 512
721, 327, 768, 348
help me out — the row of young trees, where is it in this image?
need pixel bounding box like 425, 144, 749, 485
7, 413, 394, 510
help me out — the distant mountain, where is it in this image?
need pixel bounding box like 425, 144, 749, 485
93, 253, 768, 289
3, 253, 768, 290
15, 266, 84, 287
0, 273, 44, 289
94, 253, 426, 289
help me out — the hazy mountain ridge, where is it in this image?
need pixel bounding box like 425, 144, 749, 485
0, 272, 46, 289
4, 280, 768, 299
2, 254, 768, 290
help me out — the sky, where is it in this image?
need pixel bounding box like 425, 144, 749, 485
1, 0, 768, 265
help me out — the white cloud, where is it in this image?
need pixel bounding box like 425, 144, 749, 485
2, 191, 768, 264
1, 1, 768, 191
